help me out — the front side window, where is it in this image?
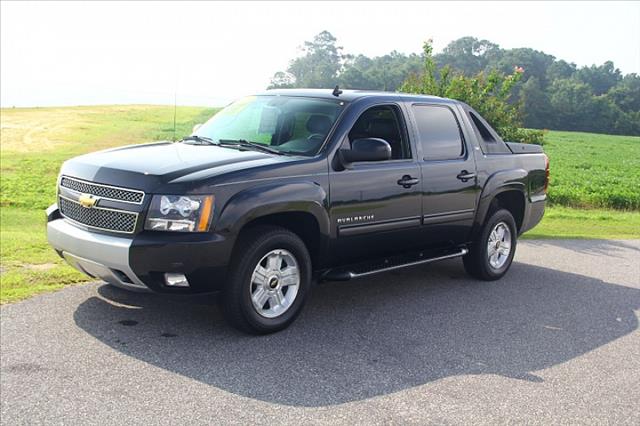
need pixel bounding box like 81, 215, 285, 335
412, 105, 465, 161
194, 96, 344, 156
348, 105, 411, 160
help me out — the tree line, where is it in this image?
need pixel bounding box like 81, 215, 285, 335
269, 31, 640, 136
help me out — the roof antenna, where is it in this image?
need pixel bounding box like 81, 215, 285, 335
172, 91, 177, 142
332, 85, 343, 97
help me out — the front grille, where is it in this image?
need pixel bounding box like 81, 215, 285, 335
59, 197, 138, 233
60, 176, 144, 204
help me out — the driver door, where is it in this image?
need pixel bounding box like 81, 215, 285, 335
328, 104, 422, 264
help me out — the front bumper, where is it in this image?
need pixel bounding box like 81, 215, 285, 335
47, 205, 233, 293
48, 215, 150, 292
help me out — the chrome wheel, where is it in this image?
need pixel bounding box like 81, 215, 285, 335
487, 222, 512, 269
250, 249, 300, 318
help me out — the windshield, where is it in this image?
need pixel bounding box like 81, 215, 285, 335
192, 95, 344, 156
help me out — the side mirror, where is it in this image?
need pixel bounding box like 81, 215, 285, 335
339, 138, 392, 167
192, 123, 202, 133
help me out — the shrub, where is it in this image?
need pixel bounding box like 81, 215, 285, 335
501, 127, 547, 146
400, 40, 545, 145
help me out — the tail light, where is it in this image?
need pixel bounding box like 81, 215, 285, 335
543, 154, 550, 193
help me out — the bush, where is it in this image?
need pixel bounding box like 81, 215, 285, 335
400, 40, 545, 145
501, 127, 546, 146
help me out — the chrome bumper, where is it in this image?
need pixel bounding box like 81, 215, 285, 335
47, 218, 149, 292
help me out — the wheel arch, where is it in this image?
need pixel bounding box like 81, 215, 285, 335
215, 182, 330, 266
473, 169, 529, 236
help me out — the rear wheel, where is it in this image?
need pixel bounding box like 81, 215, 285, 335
221, 226, 311, 334
463, 208, 517, 280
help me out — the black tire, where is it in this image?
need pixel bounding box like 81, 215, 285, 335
221, 225, 312, 334
463, 208, 517, 281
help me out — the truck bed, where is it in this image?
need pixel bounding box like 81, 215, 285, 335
506, 142, 544, 154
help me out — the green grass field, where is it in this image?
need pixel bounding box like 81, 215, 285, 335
0, 105, 216, 303
1, 105, 638, 303
544, 131, 640, 210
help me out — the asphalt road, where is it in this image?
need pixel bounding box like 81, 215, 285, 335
1, 239, 639, 425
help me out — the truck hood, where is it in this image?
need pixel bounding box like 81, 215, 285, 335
61, 141, 293, 192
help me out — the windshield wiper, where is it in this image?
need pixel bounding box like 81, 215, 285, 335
181, 135, 218, 145
182, 136, 288, 155
218, 139, 285, 155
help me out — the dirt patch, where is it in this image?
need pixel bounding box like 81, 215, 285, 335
1, 107, 93, 153
24, 263, 57, 272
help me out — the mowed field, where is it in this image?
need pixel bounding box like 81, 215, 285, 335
1, 105, 639, 303
1, 105, 216, 303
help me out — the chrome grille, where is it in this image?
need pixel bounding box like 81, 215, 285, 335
60, 176, 144, 204
59, 197, 138, 233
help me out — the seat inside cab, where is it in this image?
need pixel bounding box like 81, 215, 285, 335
348, 105, 409, 159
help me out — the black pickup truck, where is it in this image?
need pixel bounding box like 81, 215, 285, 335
47, 89, 548, 333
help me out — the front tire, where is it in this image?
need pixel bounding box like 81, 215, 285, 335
221, 225, 312, 334
463, 209, 517, 281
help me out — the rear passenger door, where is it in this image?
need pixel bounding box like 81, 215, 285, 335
409, 104, 480, 245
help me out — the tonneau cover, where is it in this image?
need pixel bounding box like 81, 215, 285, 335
506, 142, 544, 154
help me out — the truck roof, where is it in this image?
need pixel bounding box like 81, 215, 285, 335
259, 88, 452, 104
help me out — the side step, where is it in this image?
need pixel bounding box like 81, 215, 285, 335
321, 247, 468, 281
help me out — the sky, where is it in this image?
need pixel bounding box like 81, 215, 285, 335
1, 1, 639, 107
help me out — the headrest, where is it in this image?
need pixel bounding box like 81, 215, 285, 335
367, 119, 397, 139
306, 115, 332, 134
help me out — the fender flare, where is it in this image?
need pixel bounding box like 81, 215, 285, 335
214, 181, 330, 237
473, 169, 528, 234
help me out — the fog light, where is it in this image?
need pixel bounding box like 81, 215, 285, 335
165, 273, 189, 287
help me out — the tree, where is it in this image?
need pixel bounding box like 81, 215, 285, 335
607, 73, 640, 112
435, 36, 501, 75
340, 51, 423, 91
546, 59, 577, 81
547, 78, 639, 135
268, 33, 640, 136
268, 71, 296, 89
269, 31, 344, 89
494, 48, 556, 86
400, 40, 544, 144
520, 77, 552, 129
576, 61, 622, 95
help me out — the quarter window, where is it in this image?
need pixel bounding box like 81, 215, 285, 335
412, 105, 464, 161
469, 110, 497, 144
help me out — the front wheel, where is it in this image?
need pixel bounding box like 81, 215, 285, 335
221, 226, 312, 334
463, 208, 517, 281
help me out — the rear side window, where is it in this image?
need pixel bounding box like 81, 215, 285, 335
468, 111, 496, 143
466, 108, 511, 154
412, 105, 464, 161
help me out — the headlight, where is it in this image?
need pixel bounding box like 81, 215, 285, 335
145, 195, 214, 232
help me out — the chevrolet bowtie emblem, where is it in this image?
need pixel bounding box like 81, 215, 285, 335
78, 194, 98, 208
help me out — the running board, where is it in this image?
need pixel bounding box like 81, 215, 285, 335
321, 247, 468, 281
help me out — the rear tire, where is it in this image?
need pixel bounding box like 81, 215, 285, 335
463, 208, 517, 281
221, 225, 312, 334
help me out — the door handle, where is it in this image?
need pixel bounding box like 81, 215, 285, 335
456, 170, 477, 182
397, 175, 420, 188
